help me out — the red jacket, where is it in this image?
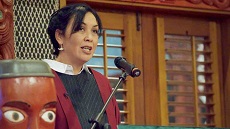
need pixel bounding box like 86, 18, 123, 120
52, 68, 120, 129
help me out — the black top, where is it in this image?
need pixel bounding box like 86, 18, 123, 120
56, 70, 108, 129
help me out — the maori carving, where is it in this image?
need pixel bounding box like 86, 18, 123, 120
186, 0, 230, 9
0, 0, 15, 60
203, 0, 213, 5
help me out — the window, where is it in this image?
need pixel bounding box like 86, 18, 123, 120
165, 34, 215, 127
157, 16, 222, 127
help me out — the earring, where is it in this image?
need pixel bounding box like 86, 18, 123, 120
58, 44, 64, 51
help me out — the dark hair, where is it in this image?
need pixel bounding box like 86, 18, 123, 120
47, 3, 102, 56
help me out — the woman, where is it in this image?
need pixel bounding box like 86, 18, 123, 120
43, 3, 120, 129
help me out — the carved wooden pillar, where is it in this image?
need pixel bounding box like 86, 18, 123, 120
0, 0, 15, 60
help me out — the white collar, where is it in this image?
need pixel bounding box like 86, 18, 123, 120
43, 59, 91, 75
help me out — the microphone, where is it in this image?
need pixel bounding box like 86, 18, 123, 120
90, 57, 140, 129
114, 57, 141, 77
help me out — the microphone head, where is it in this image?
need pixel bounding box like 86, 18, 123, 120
114, 57, 141, 77
114, 56, 125, 69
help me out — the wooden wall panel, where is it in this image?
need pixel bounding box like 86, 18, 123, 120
209, 21, 222, 127
164, 16, 209, 36
123, 12, 145, 124
142, 13, 161, 125
98, 12, 124, 30
221, 19, 230, 127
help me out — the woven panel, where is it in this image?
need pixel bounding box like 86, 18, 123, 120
13, 0, 59, 60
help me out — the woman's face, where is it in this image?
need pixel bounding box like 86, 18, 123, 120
57, 12, 99, 65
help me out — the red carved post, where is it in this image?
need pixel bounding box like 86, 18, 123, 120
0, 0, 15, 60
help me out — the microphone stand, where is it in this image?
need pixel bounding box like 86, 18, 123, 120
90, 72, 128, 129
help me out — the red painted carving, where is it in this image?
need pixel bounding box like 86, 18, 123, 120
119, 0, 230, 10
187, 0, 202, 4
213, 0, 230, 9
203, 0, 213, 5
187, 0, 230, 9
0, 0, 15, 60
159, 0, 176, 3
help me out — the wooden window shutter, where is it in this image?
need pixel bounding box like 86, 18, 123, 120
157, 16, 222, 127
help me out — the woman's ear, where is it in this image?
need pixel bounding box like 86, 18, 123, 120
55, 29, 64, 45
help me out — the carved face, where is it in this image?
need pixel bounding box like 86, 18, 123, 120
0, 77, 57, 129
